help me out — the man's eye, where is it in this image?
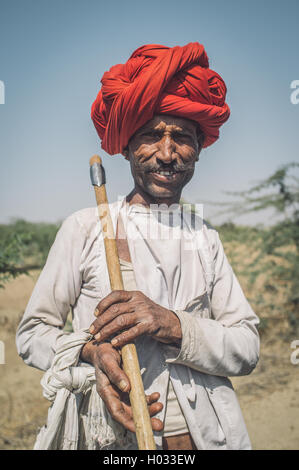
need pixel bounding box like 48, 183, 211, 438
174, 133, 192, 142
142, 132, 161, 140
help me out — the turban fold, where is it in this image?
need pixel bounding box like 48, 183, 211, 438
91, 42, 230, 156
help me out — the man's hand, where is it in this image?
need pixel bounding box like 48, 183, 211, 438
89, 290, 182, 349
80, 340, 163, 433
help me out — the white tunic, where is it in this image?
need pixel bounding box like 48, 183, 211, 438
120, 257, 189, 437
16, 197, 260, 450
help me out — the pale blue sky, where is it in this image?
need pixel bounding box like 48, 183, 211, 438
0, 0, 298, 225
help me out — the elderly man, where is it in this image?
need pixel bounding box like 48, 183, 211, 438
16, 43, 259, 451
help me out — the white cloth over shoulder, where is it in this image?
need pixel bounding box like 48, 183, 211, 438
34, 328, 136, 450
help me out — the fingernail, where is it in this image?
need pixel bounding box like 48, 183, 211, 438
118, 380, 127, 391
94, 332, 101, 341
89, 325, 95, 335
94, 308, 100, 317
111, 338, 117, 346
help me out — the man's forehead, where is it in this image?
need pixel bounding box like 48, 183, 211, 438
140, 114, 198, 134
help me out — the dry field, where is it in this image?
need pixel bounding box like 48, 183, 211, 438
0, 269, 298, 450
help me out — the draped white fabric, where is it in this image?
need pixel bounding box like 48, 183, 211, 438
34, 329, 136, 450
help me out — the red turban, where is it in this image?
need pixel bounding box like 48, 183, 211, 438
91, 42, 230, 156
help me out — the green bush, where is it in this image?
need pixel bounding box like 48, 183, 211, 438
0, 220, 60, 288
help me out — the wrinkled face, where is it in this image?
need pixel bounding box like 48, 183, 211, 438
123, 115, 203, 201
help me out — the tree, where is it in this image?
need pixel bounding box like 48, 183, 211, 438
0, 232, 30, 288
215, 162, 299, 336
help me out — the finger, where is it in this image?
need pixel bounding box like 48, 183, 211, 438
97, 373, 163, 434
151, 417, 164, 432
146, 392, 163, 420
93, 290, 133, 319
120, 393, 163, 419
97, 350, 130, 393
91, 305, 135, 338
110, 324, 147, 348
97, 377, 136, 433
119, 398, 163, 433
148, 401, 163, 416
146, 392, 161, 405
108, 403, 136, 433
104, 392, 136, 433
94, 312, 137, 342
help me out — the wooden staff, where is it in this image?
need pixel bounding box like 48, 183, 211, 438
89, 154, 156, 450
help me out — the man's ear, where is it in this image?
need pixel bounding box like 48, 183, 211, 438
195, 138, 203, 161
195, 147, 202, 162
196, 124, 205, 154
122, 147, 130, 161
196, 129, 204, 160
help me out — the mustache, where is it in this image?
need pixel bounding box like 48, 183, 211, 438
141, 163, 194, 173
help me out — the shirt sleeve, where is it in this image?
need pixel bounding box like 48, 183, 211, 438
164, 230, 260, 377
15, 213, 87, 371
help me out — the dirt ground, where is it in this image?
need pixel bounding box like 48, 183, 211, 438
0, 271, 298, 450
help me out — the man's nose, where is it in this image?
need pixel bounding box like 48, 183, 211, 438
157, 135, 176, 164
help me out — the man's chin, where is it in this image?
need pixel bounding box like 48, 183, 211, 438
145, 184, 178, 201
